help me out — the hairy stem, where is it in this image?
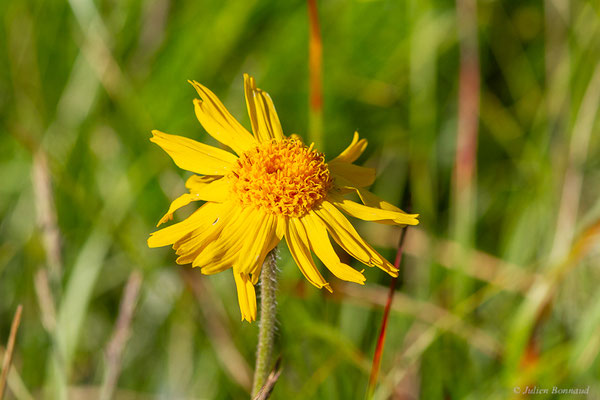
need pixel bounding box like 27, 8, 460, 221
251, 248, 279, 397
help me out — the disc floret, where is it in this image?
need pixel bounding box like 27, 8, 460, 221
231, 139, 332, 217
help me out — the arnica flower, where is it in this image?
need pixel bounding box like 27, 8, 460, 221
148, 74, 419, 322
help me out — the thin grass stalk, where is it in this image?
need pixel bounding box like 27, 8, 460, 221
32, 151, 62, 284
452, 0, 480, 304
252, 249, 279, 397
549, 63, 600, 261
0, 305, 23, 400
366, 227, 408, 399
366, 277, 397, 400
99, 271, 142, 400
307, 0, 323, 148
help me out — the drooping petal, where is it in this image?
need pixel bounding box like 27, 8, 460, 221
348, 187, 417, 225
189, 80, 257, 155
244, 74, 285, 143
235, 211, 277, 275
147, 202, 223, 248
156, 177, 232, 226
150, 130, 237, 175
329, 195, 419, 226
192, 207, 255, 270
234, 272, 257, 322
329, 160, 376, 188
193, 217, 252, 275
301, 212, 366, 284
275, 214, 286, 240
173, 203, 237, 264
198, 245, 241, 274
249, 215, 287, 285
354, 187, 404, 212
156, 193, 197, 227
285, 218, 332, 291
156, 175, 231, 226
313, 201, 399, 276
331, 131, 368, 164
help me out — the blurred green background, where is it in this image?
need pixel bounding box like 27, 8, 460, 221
1, 0, 600, 398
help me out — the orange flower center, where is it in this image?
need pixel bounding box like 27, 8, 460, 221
231, 139, 332, 217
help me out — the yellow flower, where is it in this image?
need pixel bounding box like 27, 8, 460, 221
148, 74, 419, 322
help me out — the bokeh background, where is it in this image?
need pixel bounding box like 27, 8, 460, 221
1, 0, 600, 398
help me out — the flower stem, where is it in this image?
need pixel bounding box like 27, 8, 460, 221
251, 248, 279, 397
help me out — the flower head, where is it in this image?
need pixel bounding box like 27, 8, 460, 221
148, 74, 419, 322
231, 139, 332, 217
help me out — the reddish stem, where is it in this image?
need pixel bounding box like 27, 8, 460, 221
367, 227, 408, 398
307, 0, 323, 112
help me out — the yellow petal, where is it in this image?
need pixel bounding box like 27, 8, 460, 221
147, 202, 222, 248
275, 214, 286, 241
190, 176, 231, 203
150, 130, 237, 175
244, 73, 285, 142
285, 218, 332, 291
301, 212, 366, 284
349, 187, 416, 225
189, 80, 257, 155
249, 215, 286, 285
329, 160, 375, 188
332, 181, 406, 216
313, 201, 398, 276
199, 240, 244, 274
192, 207, 255, 269
234, 272, 257, 322
331, 131, 368, 164
330, 195, 419, 226
173, 203, 236, 264
354, 187, 403, 212
156, 177, 232, 227
236, 211, 277, 275
156, 193, 196, 227
185, 175, 219, 191
199, 250, 239, 274
192, 207, 251, 273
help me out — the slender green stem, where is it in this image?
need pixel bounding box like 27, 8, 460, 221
251, 248, 279, 397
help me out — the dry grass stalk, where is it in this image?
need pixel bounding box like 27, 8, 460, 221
100, 271, 143, 400
33, 269, 57, 333
0, 305, 23, 400
32, 151, 63, 280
